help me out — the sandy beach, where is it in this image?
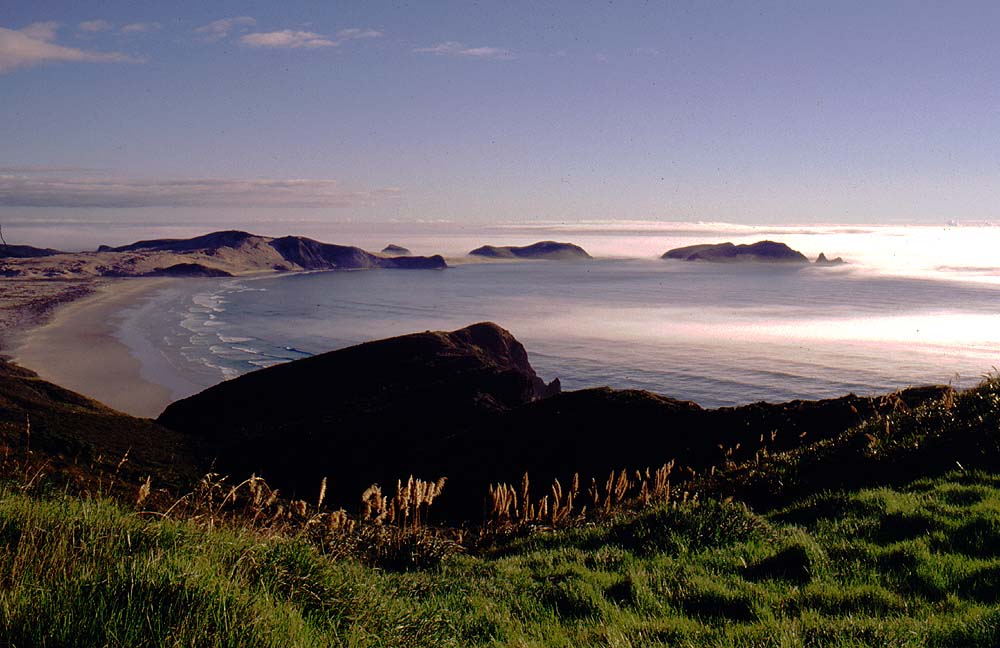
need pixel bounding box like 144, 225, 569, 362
9, 278, 177, 418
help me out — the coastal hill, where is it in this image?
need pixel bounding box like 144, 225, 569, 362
469, 241, 592, 260
0, 230, 447, 279
664, 240, 811, 263
156, 322, 947, 516
0, 244, 63, 259
158, 322, 562, 511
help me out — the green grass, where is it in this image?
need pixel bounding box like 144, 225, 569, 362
4, 378, 1000, 646
2, 471, 1000, 647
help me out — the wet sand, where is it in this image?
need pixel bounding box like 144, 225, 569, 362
11, 278, 176, 418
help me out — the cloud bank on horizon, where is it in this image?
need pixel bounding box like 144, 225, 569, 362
0, 169, 400, 208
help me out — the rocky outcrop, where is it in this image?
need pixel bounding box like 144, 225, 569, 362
381, 244, 411, 255
469, 241, 592, 260
815, 253, 846, 266
663, 241, 809, 263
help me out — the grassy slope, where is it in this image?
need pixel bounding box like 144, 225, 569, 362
2, 379, 1000, 647
0, 360, 199, 494
2, 471, 999, 647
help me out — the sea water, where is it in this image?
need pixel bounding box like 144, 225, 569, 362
111, 222, 1000, 408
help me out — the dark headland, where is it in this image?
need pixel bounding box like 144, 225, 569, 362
135, 322, 947, 517
469, 240, 592, 260
1, 320, 950, 517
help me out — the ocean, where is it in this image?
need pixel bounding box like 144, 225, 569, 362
98, 221, 1000, 409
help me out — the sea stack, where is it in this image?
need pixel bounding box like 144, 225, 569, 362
815, 253, 846, 266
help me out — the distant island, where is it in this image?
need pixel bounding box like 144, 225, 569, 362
469, 241, 592, 260
0, 230, 447, 279
663, 240, 845, 265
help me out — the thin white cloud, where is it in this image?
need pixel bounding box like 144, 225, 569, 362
0, 171, 401, 208
120, 22, 161, 34
194, 16, 256, 42
19, 21, 58, 42
336, 28, 383, 40
413, 41, 514, 60
241, 30, 337, 49
78, 20, 113, 33
0, 23, 140, 74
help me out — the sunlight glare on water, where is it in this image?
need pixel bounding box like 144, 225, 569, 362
109, 222, 1000, 408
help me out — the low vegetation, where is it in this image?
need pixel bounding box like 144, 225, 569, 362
2, 377, 1000, 646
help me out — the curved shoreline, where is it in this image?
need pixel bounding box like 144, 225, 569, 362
11, 278, 178, 418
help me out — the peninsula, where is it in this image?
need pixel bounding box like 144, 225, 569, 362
0, 230, 447, 279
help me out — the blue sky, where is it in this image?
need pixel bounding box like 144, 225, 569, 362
2, 1, 999, 226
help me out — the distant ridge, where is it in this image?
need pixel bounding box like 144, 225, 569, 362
3, 230, 447, 279
97, 230, 257, 253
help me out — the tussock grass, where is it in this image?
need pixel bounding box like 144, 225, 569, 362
5, 470, 1000, 646
2, 377, 1000, 645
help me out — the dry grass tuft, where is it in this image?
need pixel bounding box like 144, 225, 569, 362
484, 461, 678, 532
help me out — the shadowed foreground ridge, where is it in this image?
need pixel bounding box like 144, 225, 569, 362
5, 323, 1000, 647
156, 322, 949, 517
0, 360, 197, 494
158, 322, 560, 508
